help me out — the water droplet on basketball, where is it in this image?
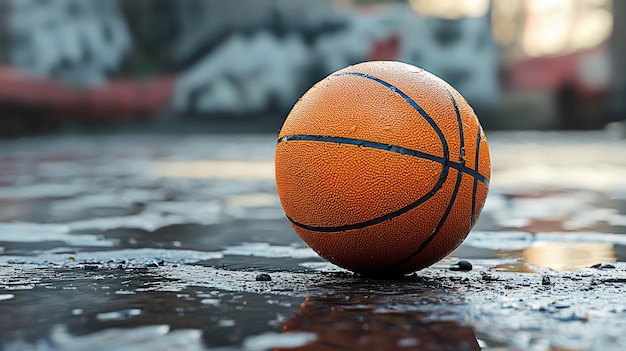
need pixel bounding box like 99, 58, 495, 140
349, 125, 357, 133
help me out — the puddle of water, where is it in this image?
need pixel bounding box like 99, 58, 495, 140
480, 187, 626, 234
6, 325, 206, 351
523, 242, 615, 271
96, 309, 142, 321
243, 332, 316, 351
0, 223, 117, 247
0, 294, 14, 301
0, 183, 87, 199
223, 243, 317, 259
66, 212, 212, 232
455, 230, 625, 272
493, 262, 537, 273
0, 248, 223, 267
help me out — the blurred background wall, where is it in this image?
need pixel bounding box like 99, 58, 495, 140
0, 0, 622, 135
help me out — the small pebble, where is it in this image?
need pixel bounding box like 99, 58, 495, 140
255, 273, 272, 282
542, 276, 551, 285
481, 273, 498, 281
449, 260, 473, 272
145, 261, 160, 268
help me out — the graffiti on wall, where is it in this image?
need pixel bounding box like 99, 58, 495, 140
6, 1, 499, 118
172, 4, 499, 116
9, 0, 131, 85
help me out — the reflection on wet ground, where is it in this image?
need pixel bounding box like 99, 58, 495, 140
1, 132, 626, 350
280, 292, 480, 351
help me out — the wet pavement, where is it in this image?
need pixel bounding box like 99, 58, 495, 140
1, 131, 625, 351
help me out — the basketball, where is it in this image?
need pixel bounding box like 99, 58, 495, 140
275, 61, 490, 276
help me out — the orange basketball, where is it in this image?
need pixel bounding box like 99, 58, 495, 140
275, 61, 490, 276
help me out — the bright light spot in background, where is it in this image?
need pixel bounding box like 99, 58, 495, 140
523, 0, 572, 56
571, 8, 613, 50
152, 161, 274, 179
409, 0, 490, 19
491, 0, 525, 45
520, 0, 612, 57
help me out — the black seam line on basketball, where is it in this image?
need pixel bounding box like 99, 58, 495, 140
379, 161, 465, 273
470, 129, 481, 227
277, 135, 489, 186
331, 71, 450, 163
444, 85, 469, 228
444, 87, 465, 165
278, 135, 441, 162
379, 87, 466, 273
285, 155, 449, 232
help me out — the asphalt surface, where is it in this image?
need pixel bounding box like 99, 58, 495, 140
1, 131, 625, 351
